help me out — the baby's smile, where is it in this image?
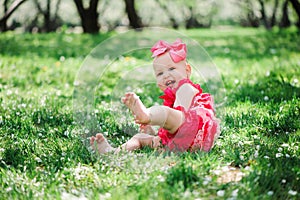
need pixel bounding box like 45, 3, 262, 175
166, 80, 176, 88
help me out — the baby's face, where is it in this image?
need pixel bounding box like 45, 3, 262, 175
153, 52, 191, 91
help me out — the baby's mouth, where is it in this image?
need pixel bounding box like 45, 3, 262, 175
166, 80, 176, 88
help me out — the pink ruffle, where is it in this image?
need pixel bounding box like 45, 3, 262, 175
158, 79, 219, 152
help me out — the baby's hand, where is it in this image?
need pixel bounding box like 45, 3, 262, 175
140, 124, 156, 135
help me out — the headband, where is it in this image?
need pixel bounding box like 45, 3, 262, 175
151, 39, 187, 63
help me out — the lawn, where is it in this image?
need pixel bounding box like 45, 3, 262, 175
0, 27, 299, 199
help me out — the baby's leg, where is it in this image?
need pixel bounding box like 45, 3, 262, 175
149, 106, 184, 134
122, 92, 185, 133
120, 133, 161, 151
90, 133, 161, 154
90, 133, 115, 154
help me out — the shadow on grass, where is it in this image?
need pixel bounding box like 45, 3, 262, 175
0, 32, 112, 59
232, 72, 300, 104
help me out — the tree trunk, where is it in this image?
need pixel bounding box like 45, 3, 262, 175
280, 0, 291, 28
0, 0, 27, 32
289, 0, 300, 28
73, 0, 100, 33
124, 0, 143, 29
270, 0, 279, 27
259, 0, 271, 29
45, 0, 51, 32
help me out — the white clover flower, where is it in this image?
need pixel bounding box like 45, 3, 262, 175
267, 191, 274, 196
288, 190, 297, 196
217, 190, 225, 197
6, 90, 13, 96
264, 96, 269, 101
157, 175, 165, 182
275, 153, 283, 158
232, 189, 239, 197
281, 143, 289, 147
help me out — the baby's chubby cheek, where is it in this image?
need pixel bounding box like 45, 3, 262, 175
158, 83, 166, 91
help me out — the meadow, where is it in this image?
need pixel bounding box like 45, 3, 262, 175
0, 27, 299, 199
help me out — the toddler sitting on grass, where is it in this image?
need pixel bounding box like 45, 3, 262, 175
90, 39, 220, 153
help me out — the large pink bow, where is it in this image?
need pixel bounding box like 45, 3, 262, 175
151, 39, 187, 63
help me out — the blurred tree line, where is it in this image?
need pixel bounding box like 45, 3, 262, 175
0, 0, 300, 33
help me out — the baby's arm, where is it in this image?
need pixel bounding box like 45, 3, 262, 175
174, 83, 198, 110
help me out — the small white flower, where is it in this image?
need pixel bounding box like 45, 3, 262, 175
35, 157, 42, 162
203, 176, 212, 185
281, 179, 286, 183
232, 189, 239, 197
288, 190, 297, 196
281, 143, 289, 147
267, 191, 274, 196
239, 155, 244, 160
217, 190, 225, 197
275, 153, 283, 158
59, 56, 65, 62
6, 90, 13, 96
278, 147, 283, 152
264, 96, 269, 101
285, 154, 290, 158
157, 175, 165, 182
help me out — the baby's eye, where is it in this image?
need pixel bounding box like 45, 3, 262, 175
169, 67, 175, 71
157, 72, 163, 76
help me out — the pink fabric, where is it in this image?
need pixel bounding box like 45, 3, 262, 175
151, 39, 187, 63
158, 79, 220, 152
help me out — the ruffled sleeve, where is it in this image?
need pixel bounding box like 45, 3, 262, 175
159, 79, 202, 108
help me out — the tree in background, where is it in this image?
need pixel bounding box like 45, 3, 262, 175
289, 0, 300, 28
124, 0, 142, 29
32, 0, 62, 32
184, 0, 218, 29
280, 0, 291, 28
0, 0, 27, 32
73, 0, 100, 33
237, 0, 299, 29
258, 0, 279, 29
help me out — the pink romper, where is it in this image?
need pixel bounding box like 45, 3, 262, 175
158, 79, 220, 152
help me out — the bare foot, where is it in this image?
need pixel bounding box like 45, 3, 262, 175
121, 92, 150, 124
90, 133, 115, 154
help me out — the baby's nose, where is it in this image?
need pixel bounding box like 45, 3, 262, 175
163, 71, 171, 78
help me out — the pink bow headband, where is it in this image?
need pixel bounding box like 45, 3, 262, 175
151, 39, 187, 63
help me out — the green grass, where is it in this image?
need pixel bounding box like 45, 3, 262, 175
0, 27, 300, 199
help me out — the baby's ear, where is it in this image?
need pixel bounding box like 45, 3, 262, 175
186, 63, 192, 77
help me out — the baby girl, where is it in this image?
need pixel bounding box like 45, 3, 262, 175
90, 39, 220, 153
